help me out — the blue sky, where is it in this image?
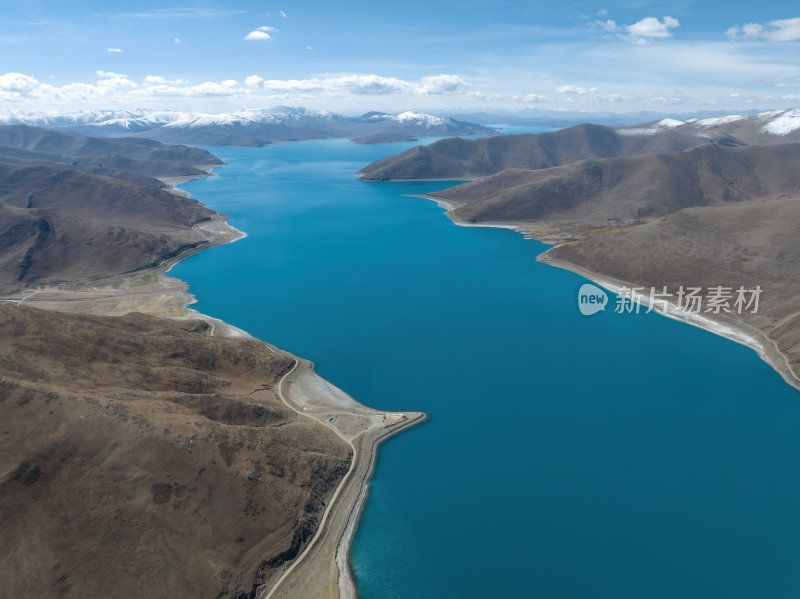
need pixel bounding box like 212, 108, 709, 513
2, 0, 800, 114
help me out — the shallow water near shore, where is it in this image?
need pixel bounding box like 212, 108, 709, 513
173, 139, 800, 599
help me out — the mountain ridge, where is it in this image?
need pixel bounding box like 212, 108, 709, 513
358, 108, 800, 181
0, 107, 497, 146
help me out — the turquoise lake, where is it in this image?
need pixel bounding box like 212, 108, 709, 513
173, 139, 800, 598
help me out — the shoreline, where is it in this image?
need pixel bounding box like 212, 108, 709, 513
3, 161, 428, 597
416, 194, 800, 394
164, 165, 430, 597
167, 167, 429, 597
538, 253, 800, 393
260, 359, 426, 599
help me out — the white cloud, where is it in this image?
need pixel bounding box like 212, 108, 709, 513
625, 16, 679, 42
107, 48, 123, 53
244, 74, 264, 87
468, 91, 500, 100
307, 46, 313, 51
279, 10, 287, 18
595, 19, 619, 32
244, 30, 271, 41
96, 71, 137, 88
144, 75, 187, 84
727, 18, 800, 42
262, 74, 410, 95
0, 72, 38, 93
514, 93, 547, 103
97, 70, 126, 78
174, 37, 181, 44
258, 26, 278, 33
555, 84, 590, 95
416, 74, 467, 95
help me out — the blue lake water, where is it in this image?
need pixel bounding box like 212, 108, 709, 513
172, 139, 800, 598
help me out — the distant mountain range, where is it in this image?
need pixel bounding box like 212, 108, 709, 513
358, 108, 800, 180
0, 107, 497, 146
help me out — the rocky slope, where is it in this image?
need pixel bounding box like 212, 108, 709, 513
428, 142, 800, 223
0, 125, 221, 186
0, 162, 216, 293
0, 305, 352, 599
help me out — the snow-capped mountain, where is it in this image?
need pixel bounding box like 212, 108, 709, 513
0, 107, 496, 146
620, 108, 800, 143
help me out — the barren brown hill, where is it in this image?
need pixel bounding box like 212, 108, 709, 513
357, 123, 741, 181
0, 162, 216, 293
0, 304, 352, 599
0, 125, 221, 186
427, 142, 800, 224
544, 198, 800, 385
396, 137, 800, 386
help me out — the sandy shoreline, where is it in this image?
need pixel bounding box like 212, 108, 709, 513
416, 194, 800, 394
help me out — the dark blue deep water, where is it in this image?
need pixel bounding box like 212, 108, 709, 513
172, 139, 800, 599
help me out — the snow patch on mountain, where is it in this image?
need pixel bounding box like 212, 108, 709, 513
760, 109, 800, 136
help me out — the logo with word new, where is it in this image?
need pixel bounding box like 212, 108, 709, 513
578, 283, 608, 316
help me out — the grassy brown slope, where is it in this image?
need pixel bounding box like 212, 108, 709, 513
357, 123, 734, 181
0, 162, 216, 293
0, 125, 221, 184
546, 198, 800, 381
0, 304, 352, 599
429, 142, 800, 223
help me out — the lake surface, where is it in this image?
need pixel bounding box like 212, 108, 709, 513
173, 139, 800, 598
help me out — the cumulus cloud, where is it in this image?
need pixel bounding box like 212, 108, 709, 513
555, 85, 591, 95
259, 73, 468, 96
174, 38, 181, 44
553, 85, 640, 103
514, 93, 547, 103
625, 16, 679, 42
279, 10, 287, 18
416, 74, 467, 95
107, 48, 123, 53
244, 74, 264, 87
590, 15, 678, 42
244, 30, 271, 41
245, 25, 278, 41
726, 17, 800, 42
144, 75, 187, 84
0, 72, 38, 93
260, 74, 411, 95
468, 91, 501, 100
96, 72, 137, 88
594, 19, 619, 32
0, 71, 476, 110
